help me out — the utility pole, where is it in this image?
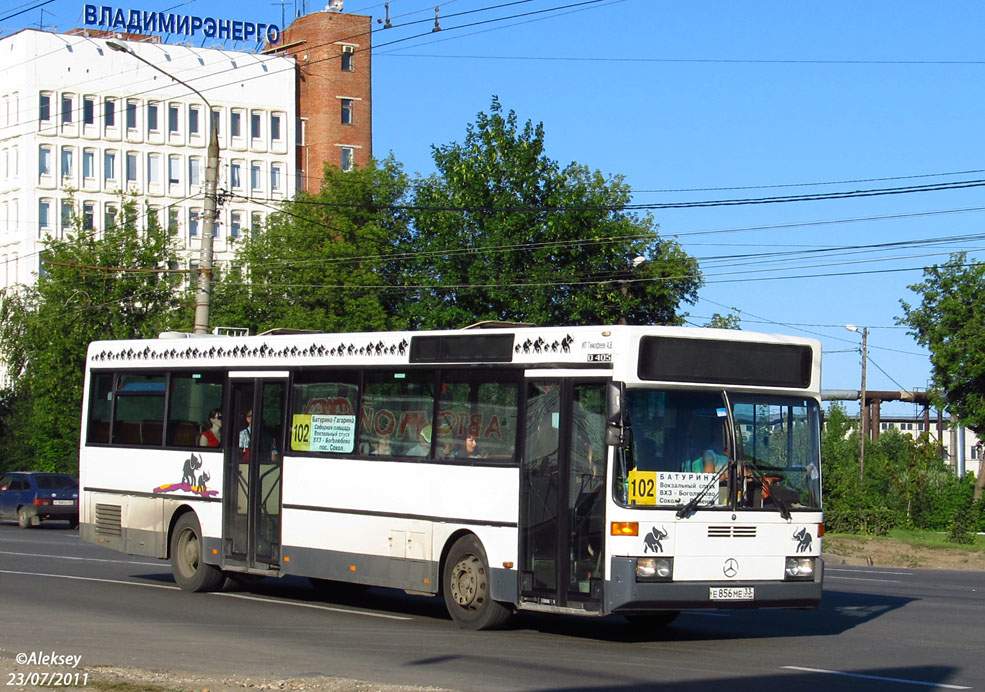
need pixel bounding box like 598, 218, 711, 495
858, 326, 868, 487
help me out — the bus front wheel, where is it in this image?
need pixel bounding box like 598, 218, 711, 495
170, 513, 224, 592
442, 535, 511, 630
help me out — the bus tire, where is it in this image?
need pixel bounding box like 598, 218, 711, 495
624, 610, 680, 627
170, 513, 223, 592
442, 535, 511, 630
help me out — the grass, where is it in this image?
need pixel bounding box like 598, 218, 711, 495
885, 527, 985, 550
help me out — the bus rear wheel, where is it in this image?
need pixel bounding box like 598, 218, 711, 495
170, 513, 224, 592
442, 535, 511, 630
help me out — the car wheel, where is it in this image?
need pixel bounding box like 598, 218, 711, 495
442, 534, 512, 630
17, 507, 32, 529
170, 512, 224, 592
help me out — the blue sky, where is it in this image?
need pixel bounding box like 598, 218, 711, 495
5, 0, 984, 415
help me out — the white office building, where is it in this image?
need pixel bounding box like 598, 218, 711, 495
0, 29, 296, 291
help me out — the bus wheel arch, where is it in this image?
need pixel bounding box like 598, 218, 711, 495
440, 532, 512, 630
169, 509, 224, 592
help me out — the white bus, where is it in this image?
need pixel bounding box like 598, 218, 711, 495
79, 325, 823, 629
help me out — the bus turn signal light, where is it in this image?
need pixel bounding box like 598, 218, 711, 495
611, 521, 639, 536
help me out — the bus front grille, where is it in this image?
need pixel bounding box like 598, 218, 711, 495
707, 525, 757, 538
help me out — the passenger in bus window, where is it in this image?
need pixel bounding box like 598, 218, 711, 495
239, 410, 252, 460
199, 408, 222, 447
462, 434, 481, 458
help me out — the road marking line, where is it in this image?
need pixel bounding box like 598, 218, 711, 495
213, 592, 413, 621
827, 568, 914, 576
825, 576, 903, 583
0, 550, 161, 566
0, 568, 179, 589
783, 666, 972, 689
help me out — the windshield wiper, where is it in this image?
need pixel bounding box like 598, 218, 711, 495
742, 459, 791, 520
676, 460, 731, 519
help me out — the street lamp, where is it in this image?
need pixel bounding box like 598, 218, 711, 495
845, 324, 868, 488
106, 39, 219, 334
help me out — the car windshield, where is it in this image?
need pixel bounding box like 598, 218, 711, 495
34, 475, 78, 490
613, 389, 821, 511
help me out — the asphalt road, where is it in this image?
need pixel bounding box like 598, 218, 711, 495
0, 522, 982, 692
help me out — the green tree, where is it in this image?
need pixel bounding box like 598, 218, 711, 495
210, 157, 411, 334
0, 197, 180, 473
899, 252, 985, 499
705, 312, 741, 329
403, 98, 702, 329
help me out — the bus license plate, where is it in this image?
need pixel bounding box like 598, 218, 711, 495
709, 587, 754, 601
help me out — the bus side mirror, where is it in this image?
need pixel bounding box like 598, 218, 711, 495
606, 381, 629, 446
606, 425, 632, 448
606, 381, 625, 426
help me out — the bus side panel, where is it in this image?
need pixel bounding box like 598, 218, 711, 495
280, 456, 519, 597
80, 447, 225, 559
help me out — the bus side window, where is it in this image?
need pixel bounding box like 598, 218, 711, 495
362, 371, 434, 458
290, 371, 359, 455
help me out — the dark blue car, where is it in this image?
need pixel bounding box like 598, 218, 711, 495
0, 472, 79, 529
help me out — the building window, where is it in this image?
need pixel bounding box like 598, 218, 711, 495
82, 202, 95, 231
251, 111, 261, 140
251, 211, 262, 237
38, 145, 52, 175
61, 200, 72, 231
168, 155, 180, 185
168, 104, 179, 134
38, 199, 51, 231
61, 146, 74, 179
270, 113, 283, 141
147, 153, 160, 184
230, 162, 241, 189
251, 163, 261, 191
126, 100, 137, 129
340, 99, 354, 125
83, 149, 95, 179
230, 211, 242, 237
270, 164, 282, 192
230, 110, 242, 138
125, 152, 138, 183
189, 157, 201, 186
61, 94, 73, 124
211, 108, 221, 136
341, 147, 354, 172
341, 45, 354, 72
189, 106, 200, 136
39, 93, 51, 122
189, 208, 200, 237
83, 97, 95, 126
105, 204, 117, 230
104, 98, 116, 128
147, 102, 159, 132
167, 206, 179, 234
104, 151, 117, 181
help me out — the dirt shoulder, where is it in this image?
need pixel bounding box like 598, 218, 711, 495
823, 534, 985, 570
0, 658, 451, 692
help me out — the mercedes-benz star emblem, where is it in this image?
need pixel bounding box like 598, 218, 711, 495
723, 558, 739, 578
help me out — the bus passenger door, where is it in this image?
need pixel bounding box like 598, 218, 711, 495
223, 374, 288, 571
520, 379, 607, 609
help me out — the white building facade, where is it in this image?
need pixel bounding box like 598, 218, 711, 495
0, 29, 296, 291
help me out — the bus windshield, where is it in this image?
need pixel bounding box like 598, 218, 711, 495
615, 389, 821, 511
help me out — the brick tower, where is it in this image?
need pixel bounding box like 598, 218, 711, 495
270, 10, 372, 192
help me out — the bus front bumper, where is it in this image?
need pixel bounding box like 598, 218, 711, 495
606, 557, 824, 613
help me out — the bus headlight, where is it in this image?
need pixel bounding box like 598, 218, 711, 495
784, 557, 815, 581
636, 557, 673, 582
